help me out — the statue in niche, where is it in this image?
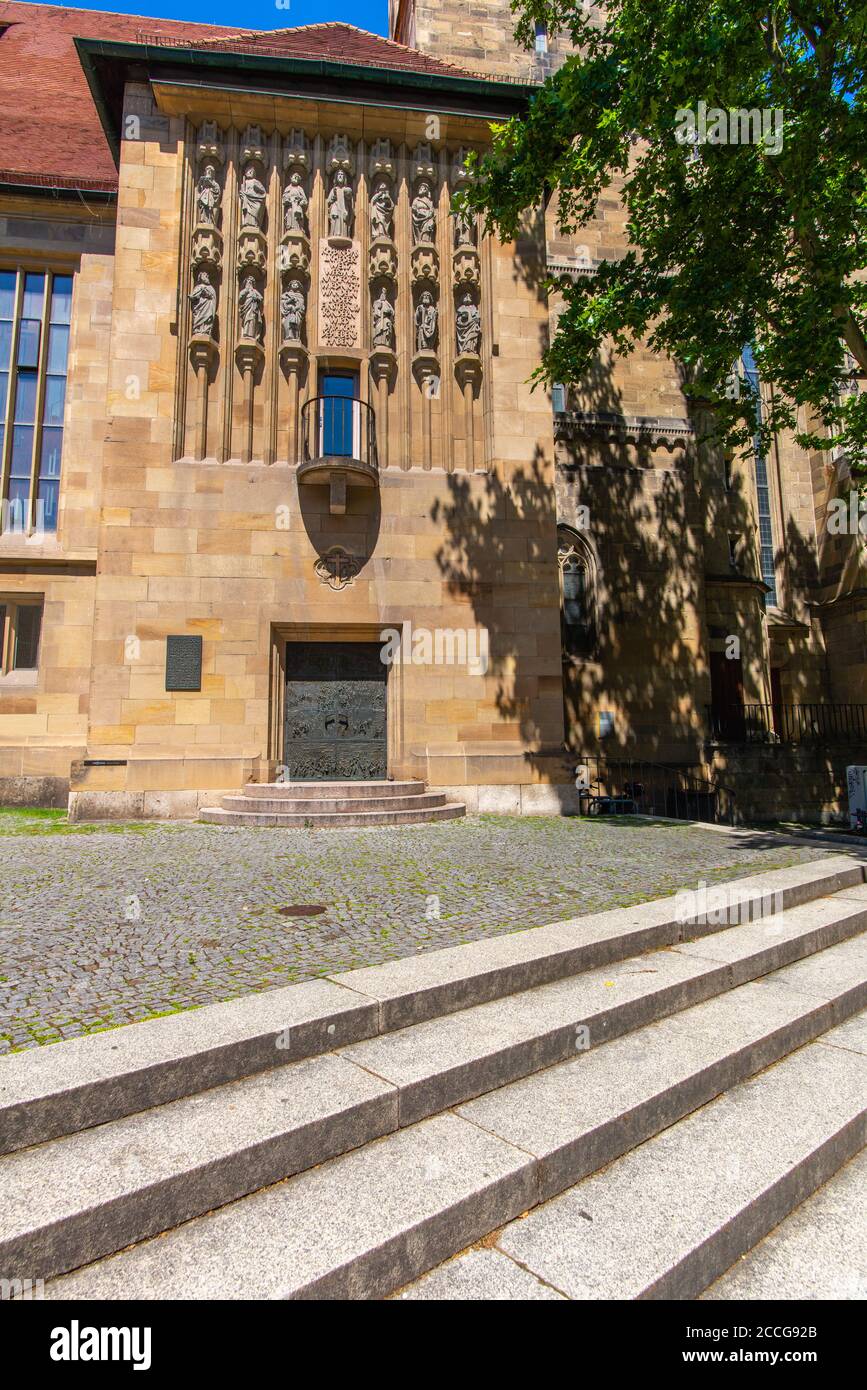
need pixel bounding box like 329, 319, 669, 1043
327, 169, 354, 239
282, 170, 308, 234
196, 163, 221, 227
369, 178, 395, 241
239, 273, 264, 342
411, 181, 436, 244
372, 286, 395, 348
415, 289, 437, 353
189, 268, 217, 338
239, 164, 267, 229
453, 204, 475, 248
281, 279, 305, 342
456, 291, 481, 356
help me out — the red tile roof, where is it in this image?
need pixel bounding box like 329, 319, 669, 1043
0, 4, 478, 192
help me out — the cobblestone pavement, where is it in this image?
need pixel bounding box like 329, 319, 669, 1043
0, 814, 837, 1052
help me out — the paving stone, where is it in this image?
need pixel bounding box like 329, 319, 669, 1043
0, 816, 837, 1053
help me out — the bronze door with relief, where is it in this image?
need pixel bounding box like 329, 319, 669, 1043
284, 641, 387, 780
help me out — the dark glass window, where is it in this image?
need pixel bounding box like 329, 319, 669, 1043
1, 269, 72, 533
558, 527, 596, 656
13, 603, 41, 668
0, 599, 43, 674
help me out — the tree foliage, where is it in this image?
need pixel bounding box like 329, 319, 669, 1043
459, 1, 867, 475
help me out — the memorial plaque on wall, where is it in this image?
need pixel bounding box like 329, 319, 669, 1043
165, 635, 203, 692
319, 239, 361, 348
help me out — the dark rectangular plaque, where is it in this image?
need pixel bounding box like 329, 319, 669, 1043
165, 634, 203, 692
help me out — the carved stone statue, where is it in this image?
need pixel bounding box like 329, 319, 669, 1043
239, 164, 267, 229
369, 178, 394, 241
189, 268, 217, 338
453, 205, 475, 248
456, 291, 481, 356
196, 164, 221, 227
281, 279, 305, 342
239, 273, 264, 342
415, 290, 437, 353
282, 171, 308, 234
372, 286, 395, 349
327, 169, 354, 239
411, 181, 436, 245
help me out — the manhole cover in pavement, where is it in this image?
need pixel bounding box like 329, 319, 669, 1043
276, 904, 327, 917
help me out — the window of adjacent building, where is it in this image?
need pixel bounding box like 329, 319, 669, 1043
535, 22, 549, 55
557, 526, 596, 656
0, 268, 73, 535
0, 597, 43, 674
740, 345, 778, 605
552, 382, 567, 413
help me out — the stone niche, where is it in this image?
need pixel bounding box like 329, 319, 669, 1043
179, 122, 488, 472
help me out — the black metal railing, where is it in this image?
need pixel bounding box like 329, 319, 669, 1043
300, 395, 377, 471
706, 703, 867, 745
572, 755, 735, 825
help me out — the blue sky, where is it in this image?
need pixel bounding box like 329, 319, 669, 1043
46, 0, 390, 37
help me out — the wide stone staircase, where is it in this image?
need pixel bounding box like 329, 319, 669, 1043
200, 779, 466, 828
1, 853, 865, 1300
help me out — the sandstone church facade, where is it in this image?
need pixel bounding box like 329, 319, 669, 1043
0, 1, 863, 822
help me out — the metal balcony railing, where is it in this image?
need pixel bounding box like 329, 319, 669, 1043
706, 702, 867, 745
299, 396, 378, 474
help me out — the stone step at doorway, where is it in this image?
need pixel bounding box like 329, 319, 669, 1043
199, 780, 466, 827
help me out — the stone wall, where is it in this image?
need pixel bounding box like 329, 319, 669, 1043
67, 80, 566, 814
0, 197, 113, 802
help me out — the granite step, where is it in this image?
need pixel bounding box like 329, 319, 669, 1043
218, 791, 448, 815
398, 1017, 866, 1301
3, 918, 864, 1288
239, 780, 427, 800
701, 1144, 867, 1300
1, 855, 861, 1153
30, 974, 867, 1299
199, 802, 467, 827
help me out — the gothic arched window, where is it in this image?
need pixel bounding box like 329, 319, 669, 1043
557, 526, 596, 657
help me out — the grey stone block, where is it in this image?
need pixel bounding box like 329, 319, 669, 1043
396, 1247, 566, 1300
43, 1114, 537, 1300
341, 947, 724, 1125
496, 1038, 866, 1299
0, 977, 378, 1154
703, 1148, 867, 1300
674, 897, 867, 982
0, 1053, 397, 1284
